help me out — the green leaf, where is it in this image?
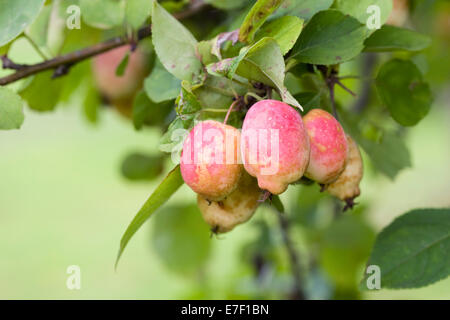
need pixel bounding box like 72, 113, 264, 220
82, 80, 101, 124
341, 111, 411, 180
80, 0, 125, 29
364, 25, 432, 52
152, 205, 212, 274
144, 59, 181, 103
254, 16, 304, 55
0, 0, 45, 46
376, 59, 432, 126
125, 0, 152, 30
274, 0, 333, 20
235, 37, 301, 108
290, 10, 367, 65
20, 71, 64, 111
115, 165, 184, 268
321, 215, 375, 288
152, 0, 202, 81
0, 87, 25, 130
132, 90, 172, 130
121, 152, 164, 181
115, 52, 130, 77
239, 0, 283, 43
362, 208, 450, 289
334, 0, 392, 26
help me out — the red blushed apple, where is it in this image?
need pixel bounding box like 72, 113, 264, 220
241, 99, 310, 195
303, 109, 348, 184
180, 120, 243, 201
92, 45, 149, 117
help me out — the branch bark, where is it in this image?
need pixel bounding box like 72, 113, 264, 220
0, 0, 206, 86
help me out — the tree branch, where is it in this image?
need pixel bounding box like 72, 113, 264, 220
0, 0, 207, 86
275, 210, 306, 300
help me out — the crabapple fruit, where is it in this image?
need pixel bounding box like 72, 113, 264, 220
92, 45, 149, 117
303, 109, 348, 184
197, 172, 261, 233
180, 120, 242, 201
241, 99, 310, 195
326, 135, 363, 210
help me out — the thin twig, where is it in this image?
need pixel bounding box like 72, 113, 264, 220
223, 100, 238, 124
335, 79, 357, 97
275, 210, 306, 300
0, 0, 206, 86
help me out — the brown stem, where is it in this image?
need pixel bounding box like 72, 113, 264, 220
223, 100, 238, 124
0, 0, 206, 86
275, 210, 306, 300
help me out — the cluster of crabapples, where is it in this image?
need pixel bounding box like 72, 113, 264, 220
180, 100, 364, 233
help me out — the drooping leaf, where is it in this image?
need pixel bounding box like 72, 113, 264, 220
254, 15, 304, 55
115, 165, 184, 268
152, 205, 212, 274
121, 152, 164, 181
235, 37, 301, 108
376, 59, 432, 126
273, 0, 333, 20
80, 0, 125, 29
144, 59, 181, 103
334, 0, 392, 26
239, 0, 283, 43
82, 80, 101, 124
361, 208, 450, 289
151, 0, 202, 81
125, 0, 152, 30
0, 87, 25, 130
0, 0, 45, 46
364, 25, 432, 52
290, 10, 367, 65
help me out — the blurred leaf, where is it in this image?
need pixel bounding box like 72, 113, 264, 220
0, 0, 45, 46
152, 0, 202, 81
159, 116, 191, 155
235, 37, 301, 108
364, 25, 432, 52
25, 4, 51, 47
144, 59, 181, 103
121, 153, 164, 181
115, 52, 130, 76
274, 0, 333, 20
361, 208, 450, 289
321, 215, 375, 289
294, 92, 321, 113
254, 16, 304, 55
0, 87, 25, 130
116, 165, 184, 268
333, 0, 392, 26
132, 90, 172, 130
271, 195, 285, 213
376, 59, 432, 126
126, 0, 152, 30
20, 71, 64, 111
80, 0, 125, 29
239, 0, 283, 43
205, 0, 250, 10
341, 111, 411, 180
152, 205, 212, 274
193, 75, 246, 110
290, 10, 367, 65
